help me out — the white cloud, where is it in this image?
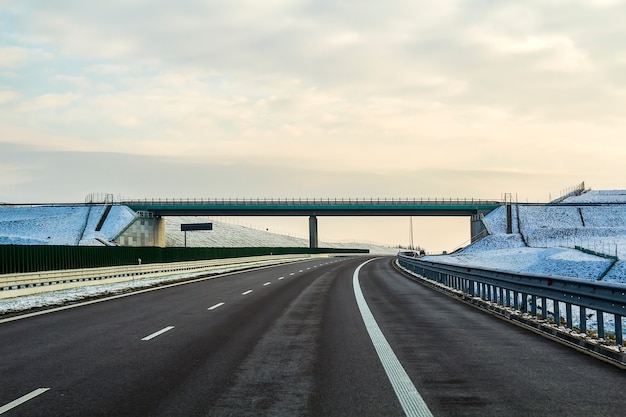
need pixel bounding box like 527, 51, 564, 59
0, 90, 19, 104
87, 64, 131, 75
17, 93, 81, 113
584, 0, 626, 7
468, 28, 593, 72
0, 0, 624, 209
0, 46, 50, 68
0, 47, 29, 68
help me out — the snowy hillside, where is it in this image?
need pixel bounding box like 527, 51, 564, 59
165, 216, 396, 254
430, 190, 626, 284
0, 205, 135, 246
0, 205, 396, 255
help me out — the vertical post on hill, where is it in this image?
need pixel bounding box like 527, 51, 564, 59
504, 193, 513, 234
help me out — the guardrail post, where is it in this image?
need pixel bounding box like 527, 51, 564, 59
531, 295, 538, 317
597, 311, 605, 339
580, 306, 587, 334
616, 315, 623, 346
566, 303, 573, 329
554, 300, 561, 325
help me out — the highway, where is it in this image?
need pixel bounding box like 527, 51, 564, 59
1, 257, 624, 416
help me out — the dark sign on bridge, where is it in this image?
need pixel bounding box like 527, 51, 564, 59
180, 223, 213, 232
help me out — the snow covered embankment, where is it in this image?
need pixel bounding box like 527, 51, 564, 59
426, 191, 626, 284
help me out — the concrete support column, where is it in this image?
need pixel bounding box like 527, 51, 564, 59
115, 212, 165, 247
309, 215, 318, 248
154, 216, 166, 247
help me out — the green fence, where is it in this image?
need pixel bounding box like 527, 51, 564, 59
0, 246, 368, 275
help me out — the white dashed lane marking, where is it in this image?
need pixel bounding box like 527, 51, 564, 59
0, 388, 50, 415
242, 290, 253, 295
208, 302, 225, 311
141, 326, 175, 341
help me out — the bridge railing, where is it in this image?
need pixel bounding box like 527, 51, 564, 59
397, 255, 626, 348
122, 197, 502, 206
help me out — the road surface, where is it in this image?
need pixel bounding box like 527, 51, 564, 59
1, 257, 624, 416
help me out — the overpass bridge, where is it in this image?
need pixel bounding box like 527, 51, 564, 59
122, 198, 503, 248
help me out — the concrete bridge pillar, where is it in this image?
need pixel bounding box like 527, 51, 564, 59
115, 212, 165, 247
309, 215, 318, 248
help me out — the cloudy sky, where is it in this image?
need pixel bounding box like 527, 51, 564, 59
1, 0, 625, 250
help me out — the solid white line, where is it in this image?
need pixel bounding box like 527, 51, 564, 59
141, 326, 175, 341
208, 302, 225, 310
242, 290, 253, 295
352, 259, 434, 417
0, 388, 50, 414
263, 282, 271, 286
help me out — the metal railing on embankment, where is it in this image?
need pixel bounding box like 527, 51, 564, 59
0, 255, 311, 299
397, 255, 626, 350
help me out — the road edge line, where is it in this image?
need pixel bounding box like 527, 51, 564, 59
352, 258, 434, 417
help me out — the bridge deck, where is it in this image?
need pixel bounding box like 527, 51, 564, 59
124, 198, 502, 216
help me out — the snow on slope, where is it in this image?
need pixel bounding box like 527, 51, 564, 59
2, 192, 625, 282
164, 216, 396, 254
0, 205, 396, 254
0, 205, 135, 246
564, 190, 626, 203
429, 190, 626, 284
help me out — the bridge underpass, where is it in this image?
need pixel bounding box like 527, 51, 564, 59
123, 198, 502, 248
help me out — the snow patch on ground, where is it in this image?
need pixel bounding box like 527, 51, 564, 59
0, 205, 395, 254
0, 204, 135, 246
428, 190, 626, 284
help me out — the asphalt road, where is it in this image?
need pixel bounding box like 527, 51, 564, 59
1, 256, 624, 416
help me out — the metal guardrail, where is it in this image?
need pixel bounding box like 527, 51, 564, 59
122, 197, 502, 206
0, 255, 312, 298
397, 255, 626, 347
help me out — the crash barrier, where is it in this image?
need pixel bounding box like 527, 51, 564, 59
397, 254, 626, 348
0, 254, 313, 298
0, 245, 367, 275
